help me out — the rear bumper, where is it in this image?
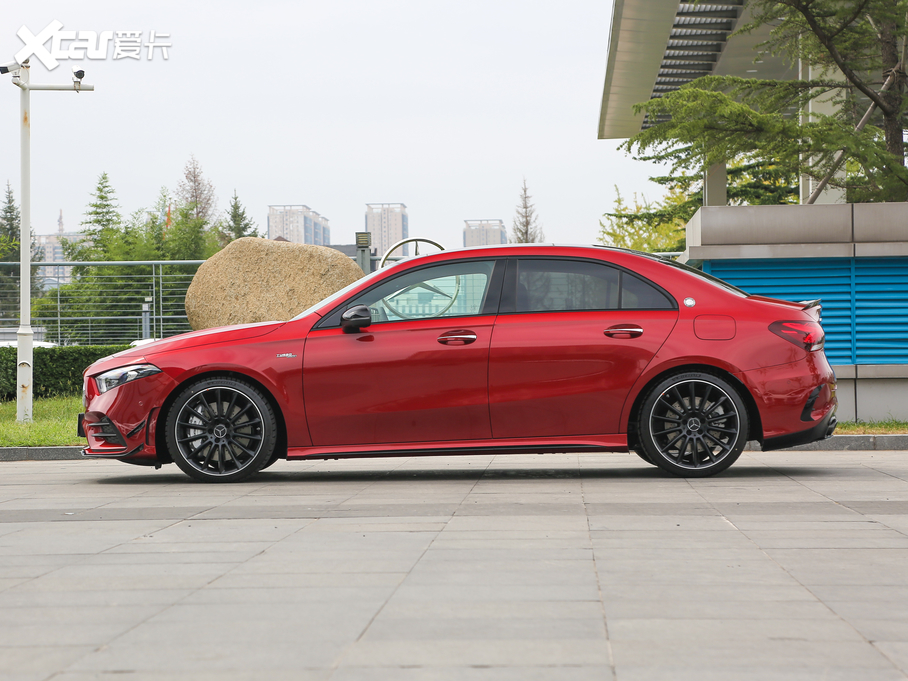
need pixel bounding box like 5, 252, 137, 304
762, 405, 837, 451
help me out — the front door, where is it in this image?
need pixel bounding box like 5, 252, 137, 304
304, 259, 503, 446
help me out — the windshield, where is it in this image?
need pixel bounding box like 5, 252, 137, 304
290, 261, 408, 321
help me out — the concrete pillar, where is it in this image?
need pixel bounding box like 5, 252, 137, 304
703, 162, 727, 206
800, 61, 846, 204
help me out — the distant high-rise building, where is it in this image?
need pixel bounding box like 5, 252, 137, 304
267, 205, 330, 245
36, 210, 85, 288
463, 219, 507, 247
365, 203, 408, 257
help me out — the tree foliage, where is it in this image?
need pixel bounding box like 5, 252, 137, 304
624, 1, 908, 202
510, 178, 544, 243
599, 187, 687, 253
37, 176, 220, 344
176, 155, 217, 224
0, 182, 42, 322
600, 160, 798, 252
216, 190, 258, 246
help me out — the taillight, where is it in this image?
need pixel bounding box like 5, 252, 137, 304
769, 321, 825, 351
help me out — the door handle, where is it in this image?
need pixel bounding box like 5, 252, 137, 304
437, 330, 477, 345
604, 325, 643, 338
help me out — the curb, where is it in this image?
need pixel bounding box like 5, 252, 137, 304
0, 435, 905, 461
0, 447, 84, 461
745, 434, 908, 451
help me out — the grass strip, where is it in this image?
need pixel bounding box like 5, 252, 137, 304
0, 396, 85, 447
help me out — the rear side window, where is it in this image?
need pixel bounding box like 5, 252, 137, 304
622, 272, 674, 309
515, 259, 674, 312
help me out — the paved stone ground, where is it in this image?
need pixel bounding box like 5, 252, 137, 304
2, 450, 908, 680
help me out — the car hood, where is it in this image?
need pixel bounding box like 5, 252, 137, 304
87, 321, 287, 373
144, 320, 286, 355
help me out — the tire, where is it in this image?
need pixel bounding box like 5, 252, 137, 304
638, 372, 748, 478
165, 377, 277, 483
631, 445, 655, 466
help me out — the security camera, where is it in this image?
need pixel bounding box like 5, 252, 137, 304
72, 67, 85, 81
0, 58, 21, 75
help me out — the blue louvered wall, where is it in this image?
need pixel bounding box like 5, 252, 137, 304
703, 257, 908, 365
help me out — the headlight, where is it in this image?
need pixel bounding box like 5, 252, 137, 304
94, 364, 162, 394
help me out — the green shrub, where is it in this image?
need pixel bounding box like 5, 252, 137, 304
0, 345, 129, 400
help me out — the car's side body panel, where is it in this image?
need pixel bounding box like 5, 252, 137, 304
303, 316, 497, 445
488, 310, 678, 436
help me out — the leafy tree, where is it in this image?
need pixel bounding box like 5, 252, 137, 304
176, 155, 217, 224
599, 187, 686, 253
600, 159, 798, 252
623, 1, 908, 202
36, 178, 207, 344
510, 178, 544, 243
0, 234, 13, 259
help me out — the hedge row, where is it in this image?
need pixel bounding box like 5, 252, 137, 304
0, 345, 130, 400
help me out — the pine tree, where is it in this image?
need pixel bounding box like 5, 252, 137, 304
0, 182, 22, 320
221, 190, 258, 244
510, 179, 544, 243
623, 0, 908, 202
68, 172, 122, 261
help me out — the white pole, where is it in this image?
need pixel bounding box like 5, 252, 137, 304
8, 62, 93, 421
16, 69, 32, 422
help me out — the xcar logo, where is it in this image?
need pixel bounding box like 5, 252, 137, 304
15, 20, 171, 70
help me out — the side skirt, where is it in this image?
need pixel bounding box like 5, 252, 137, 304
287, 434, 629, 460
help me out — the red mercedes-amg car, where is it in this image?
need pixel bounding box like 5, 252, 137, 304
79, 245, 836, 482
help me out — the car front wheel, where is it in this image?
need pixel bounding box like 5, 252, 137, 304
165, 377, 277, 483
638, 372, 748, 477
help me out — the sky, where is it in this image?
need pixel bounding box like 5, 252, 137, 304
0, 0, 664, 252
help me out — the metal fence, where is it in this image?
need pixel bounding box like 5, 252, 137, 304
1, 250, 683, 347
0, 261, 204, 345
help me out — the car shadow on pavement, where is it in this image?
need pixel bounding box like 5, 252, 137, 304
92, 462, 837, 485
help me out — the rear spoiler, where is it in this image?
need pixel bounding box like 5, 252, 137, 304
799, 299, 822, 320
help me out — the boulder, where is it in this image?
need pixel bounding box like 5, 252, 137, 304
185, 238, 365, 330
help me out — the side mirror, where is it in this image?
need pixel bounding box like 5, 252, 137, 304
341, 305, 372, 334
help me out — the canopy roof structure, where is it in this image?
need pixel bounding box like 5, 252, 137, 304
598, 0, 795, 139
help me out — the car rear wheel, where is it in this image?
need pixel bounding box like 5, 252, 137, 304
638, 372, 748, 477
165, 377, 277, 483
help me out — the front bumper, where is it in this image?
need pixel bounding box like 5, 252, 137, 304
79, 368, 175, 465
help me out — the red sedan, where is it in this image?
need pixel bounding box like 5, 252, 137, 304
79, 245, 837, 482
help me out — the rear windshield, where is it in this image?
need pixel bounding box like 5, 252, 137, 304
654, 257, 749, 297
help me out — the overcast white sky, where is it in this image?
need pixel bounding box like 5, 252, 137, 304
0, 1, 664, 251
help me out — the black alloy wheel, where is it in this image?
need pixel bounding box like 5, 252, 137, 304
638, 372, 748, 477
165, 377, 277, 483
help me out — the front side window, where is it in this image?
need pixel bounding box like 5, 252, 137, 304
347, 260, 497, 323
515, 259, 674, 312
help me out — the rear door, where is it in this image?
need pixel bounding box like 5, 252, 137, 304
489, 257, 678, 437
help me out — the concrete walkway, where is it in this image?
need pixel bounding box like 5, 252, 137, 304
2, 434, 907, 461
2, 450, 908, 680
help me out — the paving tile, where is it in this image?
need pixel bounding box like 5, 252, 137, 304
338, 640, 612, 667
1, 453, 908, 679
